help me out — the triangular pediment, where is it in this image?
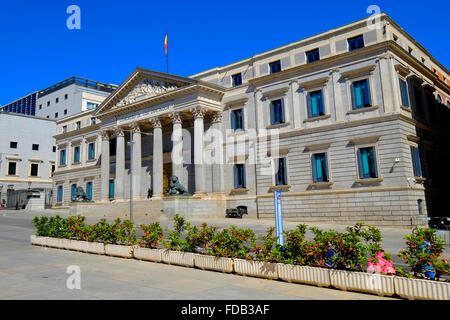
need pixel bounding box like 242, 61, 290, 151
94, 68, 197, 117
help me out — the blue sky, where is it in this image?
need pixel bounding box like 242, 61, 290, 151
0, 0, 449, 105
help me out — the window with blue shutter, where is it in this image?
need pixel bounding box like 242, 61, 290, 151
86, 182, 93, 200
270, 99, 285, 125
352, 79, 371, 109
57, 186, 63, 202
348, 35, 364, 51
71, 184, 77, 201
275, 158, 288, 186
109, 180, 115, 199
88, 143, 95, 160
410, 146, 422, 177
74, 146, 80, 163
357, 147, 378, 179
312, 153, 329, 182
308, 90, 325, 117
399, 79, 410, 108
306, 48, 320, 63
60, 149, 66, 165
231, 109, 244, 131
234, 164, 246, 189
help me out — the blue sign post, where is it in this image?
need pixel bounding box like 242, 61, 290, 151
275, 190, 284, 246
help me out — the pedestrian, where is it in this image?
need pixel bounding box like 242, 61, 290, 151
147, 188, 153, 199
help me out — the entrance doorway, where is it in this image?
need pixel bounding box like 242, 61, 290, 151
163, 163, 172, 195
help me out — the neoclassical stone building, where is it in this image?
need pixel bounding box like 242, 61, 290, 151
52, 14, 450, 227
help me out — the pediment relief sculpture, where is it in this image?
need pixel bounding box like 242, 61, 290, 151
115, 78, 179, 108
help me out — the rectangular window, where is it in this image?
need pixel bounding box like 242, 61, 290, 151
231, 109, 244, 131
8, 162, 17, 176
308, 90, 325, 117
413, 86, 424, 116
51, 165, 55, 176
64, 109, 68, 115
76, 121, 81, 130
10, 142, 18, 149
65, 94, 68, 100
47, 101, 50, 107
399, 79, 410, 108
357, 147, 378, 179
269, 60, 282, 74
348, 35, 365, 51
57, 186, 63, 202
232, 73, 242, 87
109, 180, 115, 199
30, 163, 39, 177
71, 184, 77, 201
352, 79, 371, 109
270, 99, 285, 125
56, 98, 59, 104
234, 164, 246, 189
275, 158, 288, 186
86, 182, 93, 200
410, 146, 422, 177
306, 48, 320, 63
91, 117, 97, 125
53, 146, 57, 153
87, 102, 98, 110
32, 144, 39, 151
55, 113, 58, 118
60, 149, 66, 166
73, 146, 80, 163
312, 153, 329, 182
88, 143, 95, 160
63, 126, 67, 133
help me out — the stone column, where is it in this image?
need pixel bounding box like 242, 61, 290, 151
191, 106, 207, 197
115, 127, 125, 200
100, 131, 110, 202
151, 117, 163, 198
130, 123, 142, 199
169, 112, 184, 185
211, 112, 225, 197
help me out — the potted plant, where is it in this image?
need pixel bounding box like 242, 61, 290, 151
161, 215, 195, 267
104, 218, 136, 258
395, 227, 450, 300
134, 222, 165, 262
277, 224, 331, 287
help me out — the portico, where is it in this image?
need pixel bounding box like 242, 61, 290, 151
94, 69, 226, 211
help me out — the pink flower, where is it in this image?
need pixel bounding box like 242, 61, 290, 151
375, 251, 385, 259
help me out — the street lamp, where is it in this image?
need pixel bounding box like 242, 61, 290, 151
124, 128, 153, 222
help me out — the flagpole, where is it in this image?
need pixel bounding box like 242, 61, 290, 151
166, 30, 169, 73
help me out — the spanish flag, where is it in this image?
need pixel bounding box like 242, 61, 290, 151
164, 32, 168, 57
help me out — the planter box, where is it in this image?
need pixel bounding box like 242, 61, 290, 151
234, 259, 278, 280
277, 264, 331, 287
82, 241, 105, 255
105, 244, 134, 258
194, 254, 234, 273
330, 269, 395, 297
65, 239, 85, 251
133, 246, 163, 262
161, 250, 195, 267
30, 235, 47, 246
44, 237, 64, 249
394, 276, 450, 300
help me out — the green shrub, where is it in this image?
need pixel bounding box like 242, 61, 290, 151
209, 225, 256, 259
397, 227, 450, 280
282, 224, 309, 265
252, 227, 284, 263
162, 214, 189, 251
139, 222, 164, 248
108, 218, 137, 245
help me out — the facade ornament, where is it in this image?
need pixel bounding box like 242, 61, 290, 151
100, 130, 110, 141
190, 106, 206, 119
211, 112, 223, 123
116, 78, 179, 107
169, 112, 182, 124
115, 127, 125, 137
150, 117, 162, 128
129, 122, 141, 133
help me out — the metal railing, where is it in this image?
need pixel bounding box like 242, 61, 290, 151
38, 77, 117, 97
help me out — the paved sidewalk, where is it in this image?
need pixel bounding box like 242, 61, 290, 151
0, 211, 396, 300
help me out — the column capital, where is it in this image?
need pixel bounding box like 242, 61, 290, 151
190, 106, 207, 119
169, 112, 182, 124
115, 127, 125, 137
150, 117, 162, 128
101, 130, 110, 141
129, 122, 141, 133
211, 112, 223, 123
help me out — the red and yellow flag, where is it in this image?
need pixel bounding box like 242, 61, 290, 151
164, 32, 168, 57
